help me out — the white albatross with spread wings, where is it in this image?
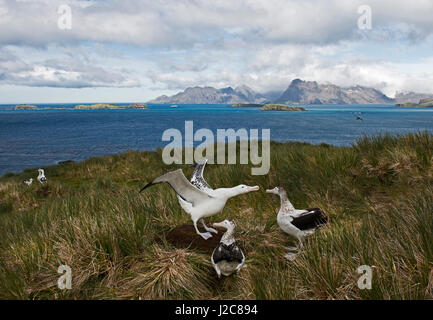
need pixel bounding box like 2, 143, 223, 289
140, 163, 259, 240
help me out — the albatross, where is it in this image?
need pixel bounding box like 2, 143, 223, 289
140, 165, 259, 240
37, 169, 47, 184
211, 219, 245, 278
266, 186, 328, 259
23, 178, 33, 186
353, 112, 363, 121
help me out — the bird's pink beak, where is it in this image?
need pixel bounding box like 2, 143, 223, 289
247, 185, 260, 192
266, 189, 275, 194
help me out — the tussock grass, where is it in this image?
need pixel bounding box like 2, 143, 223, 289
0, 132, 432, 299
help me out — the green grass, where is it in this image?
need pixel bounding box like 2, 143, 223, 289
0, 132, 432, 299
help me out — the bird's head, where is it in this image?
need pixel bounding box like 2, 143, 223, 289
266, 186, 286, 195
213, 219, 236, 231
38, 169, 44, 174
233, 184, 260, 196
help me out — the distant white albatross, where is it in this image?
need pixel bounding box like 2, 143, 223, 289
23, 178, 33, 186
37, 169, 47, 184
140, 165, 259, 240
266, 186, 328, 258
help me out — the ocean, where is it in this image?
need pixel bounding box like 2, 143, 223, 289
1, 103, 432, 176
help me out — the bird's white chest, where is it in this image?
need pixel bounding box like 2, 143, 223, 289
196, 197, 227, 217
277, 211, 299, 235
178, 195, 227, 218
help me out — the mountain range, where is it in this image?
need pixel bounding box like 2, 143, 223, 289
148, 79, 433, 105
148, 85, 270, 104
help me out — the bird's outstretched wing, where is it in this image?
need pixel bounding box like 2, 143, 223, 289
190, 158, 213, 192
140, 169, 212, 206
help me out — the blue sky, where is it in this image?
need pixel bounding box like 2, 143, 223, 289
0, 0, 433, 103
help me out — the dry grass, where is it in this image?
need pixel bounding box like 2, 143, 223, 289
0, 132, 432, 299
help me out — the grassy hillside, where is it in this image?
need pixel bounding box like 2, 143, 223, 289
0, 132, 432, 299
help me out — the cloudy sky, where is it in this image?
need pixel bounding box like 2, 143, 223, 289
0, 0, 433, 103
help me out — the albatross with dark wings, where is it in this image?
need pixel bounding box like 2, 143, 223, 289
266, 186, 329, 259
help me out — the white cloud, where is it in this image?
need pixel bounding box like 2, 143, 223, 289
145, 40, 433, 97
1, 0, 433, 98
0, 46, 140, 88
2, 0, 433, 47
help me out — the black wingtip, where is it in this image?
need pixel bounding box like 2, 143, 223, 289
190, 158, 208, 167
139, 182, 154, 193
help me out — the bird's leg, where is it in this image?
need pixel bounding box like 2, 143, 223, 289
235, 263, 244, 273
285, 238, 302, 261
297, 236, 303, 249
201, 219, 218, 234
193, 220, 212, 240
214, 264, 222, 278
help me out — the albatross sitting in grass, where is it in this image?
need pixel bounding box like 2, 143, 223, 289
23, 178, 33, 186
266, 186, 328, 259
211, 219, 245, 278
140, 167, 259, 240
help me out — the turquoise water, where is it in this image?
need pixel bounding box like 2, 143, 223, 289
1, 103, 432, 176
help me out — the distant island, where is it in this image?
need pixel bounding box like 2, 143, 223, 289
231, 103, 306, 111
14, 103, 148, 110
231, 103, 264, 107
395, 98, 433, 108
394, 92, 433, 104
261, 104, 306, 111
73, 103, 148, 110
14, 104, 39, 110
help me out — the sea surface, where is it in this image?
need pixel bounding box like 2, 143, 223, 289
1, 103, 433, 176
